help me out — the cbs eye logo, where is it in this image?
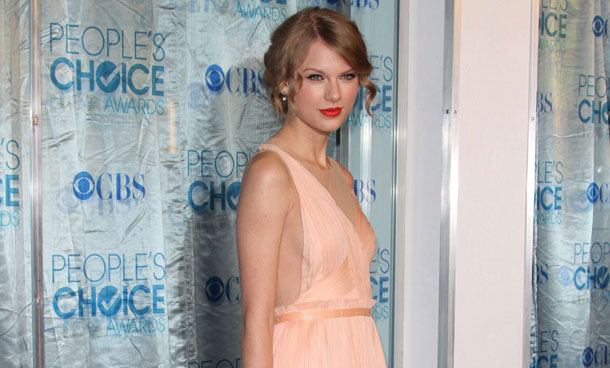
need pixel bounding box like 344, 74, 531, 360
205, 276, 240, 303
593, 16, 609, 37
587, 182, 610, 204
581, 346, 610, 368
72, 171, 146, 201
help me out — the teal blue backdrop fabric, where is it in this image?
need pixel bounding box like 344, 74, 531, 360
0, 1, 32, 367
533, 1, 610, 367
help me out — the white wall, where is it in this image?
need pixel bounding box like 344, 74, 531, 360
452, 1, 532, 367
399, 0, 533, 367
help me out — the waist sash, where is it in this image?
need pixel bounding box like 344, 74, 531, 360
275, 307, 371, 324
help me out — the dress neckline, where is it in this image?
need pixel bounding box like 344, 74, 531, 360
258, 143, 360, 234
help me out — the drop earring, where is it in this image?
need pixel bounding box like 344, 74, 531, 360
280, 93, 287, 103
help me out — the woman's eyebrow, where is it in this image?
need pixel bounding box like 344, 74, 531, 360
301, 68, 325, 74
301, 67, 355, 74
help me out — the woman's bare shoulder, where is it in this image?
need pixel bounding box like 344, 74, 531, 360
243, 150, 292, 187
239, 150, 296, 208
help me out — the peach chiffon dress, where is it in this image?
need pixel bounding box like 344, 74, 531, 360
258, 144, 386, 368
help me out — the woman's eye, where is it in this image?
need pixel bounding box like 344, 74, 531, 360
306, 74, 323, 81
342, 73, 357, 80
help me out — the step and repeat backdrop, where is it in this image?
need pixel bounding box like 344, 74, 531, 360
0, 0, 398, 367
0, 0, 33, 367
533, 1, 610, 367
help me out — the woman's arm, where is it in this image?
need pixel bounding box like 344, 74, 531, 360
236, 152, 293, 368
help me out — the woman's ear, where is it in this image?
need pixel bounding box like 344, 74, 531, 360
280, 81, 289, 95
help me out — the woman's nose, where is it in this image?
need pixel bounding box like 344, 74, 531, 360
325, 80, 340, 102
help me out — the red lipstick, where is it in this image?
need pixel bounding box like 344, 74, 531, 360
320, 107, 342, 117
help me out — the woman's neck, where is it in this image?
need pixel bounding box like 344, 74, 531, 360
272, 117, 331, 168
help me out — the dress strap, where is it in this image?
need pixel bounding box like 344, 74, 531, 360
275, 307, 371, 324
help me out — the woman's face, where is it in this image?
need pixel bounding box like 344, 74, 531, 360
284, 40, 359, 134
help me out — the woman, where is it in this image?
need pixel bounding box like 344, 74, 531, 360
236, 7, 386, 367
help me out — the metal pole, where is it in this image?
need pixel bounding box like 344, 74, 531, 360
392, 0, 409, 366
438, 0, 459, 366
523, 0, 540, 366
30, 0, 44, 366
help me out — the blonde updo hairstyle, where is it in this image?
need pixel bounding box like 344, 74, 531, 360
263, 7, 376, 117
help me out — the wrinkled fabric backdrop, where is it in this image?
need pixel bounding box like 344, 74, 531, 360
0, 0, 397, 367
0, 0, 33, 367
533, 1, 610, 367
